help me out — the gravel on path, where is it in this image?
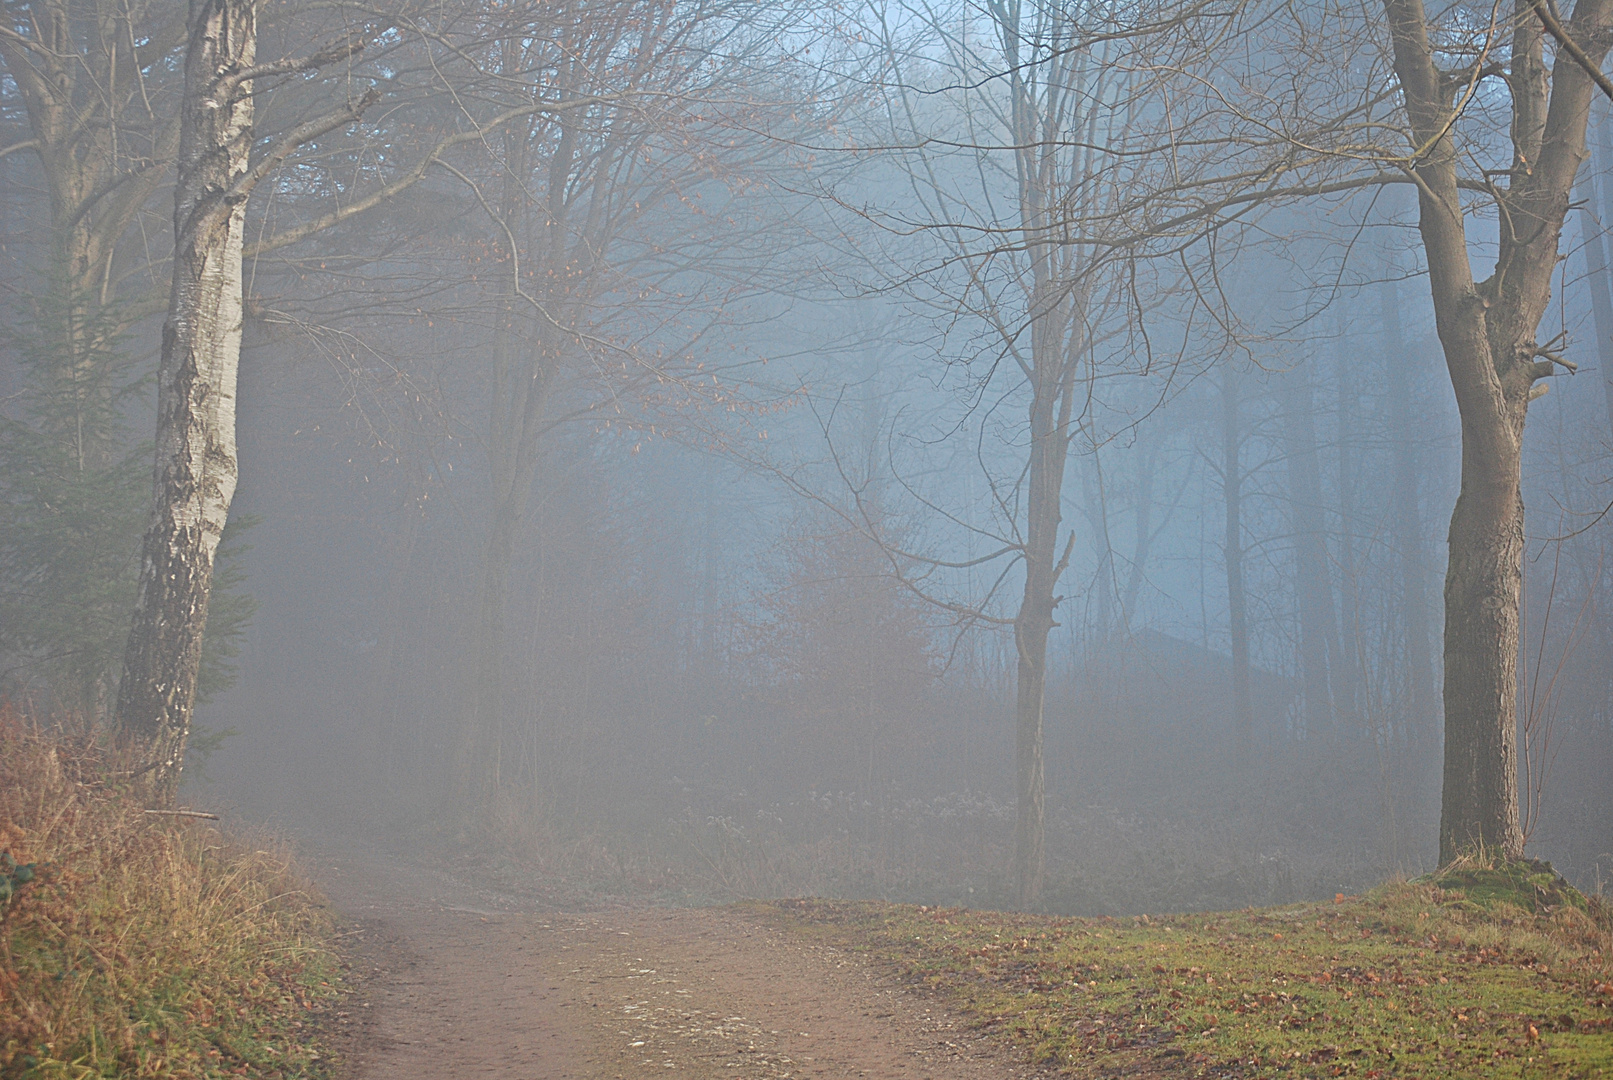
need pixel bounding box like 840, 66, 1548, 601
311, 847, 1047, 1080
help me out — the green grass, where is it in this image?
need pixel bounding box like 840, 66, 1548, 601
754, 865, 1613, 1078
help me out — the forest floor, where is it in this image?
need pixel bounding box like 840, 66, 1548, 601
761, 880, 1613, 1079
310, 844, 1612, 1080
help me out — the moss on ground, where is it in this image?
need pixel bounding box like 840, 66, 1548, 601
1428, 857, 1587, 916
755, 869, 1613, 1078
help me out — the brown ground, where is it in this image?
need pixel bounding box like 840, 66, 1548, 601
312, 848, 1048, 1080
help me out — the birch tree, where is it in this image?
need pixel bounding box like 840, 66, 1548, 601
116, 0, 378, 793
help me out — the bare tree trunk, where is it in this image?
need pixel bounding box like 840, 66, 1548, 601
1334, 349, 1361, 724
1586, 107, 1613, 427
115, 0, 256, 796
1382, 276, 1437, 750
459, 125, 575, 811
467, 317, 515, 803
466, 310, 554, 807
1221, 367, 1253, 741
115, 0, 375, 796
1380, 0, 1612, 863
1012, 385, 1069, 910
1437, 389, 1528, 863
995, 11, 1086, 912
1283, 367, 1341, 741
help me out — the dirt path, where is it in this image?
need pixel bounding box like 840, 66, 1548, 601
311, 848, 1046, 1080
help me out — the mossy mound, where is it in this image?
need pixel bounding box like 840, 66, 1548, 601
1426, 855, 1587, 914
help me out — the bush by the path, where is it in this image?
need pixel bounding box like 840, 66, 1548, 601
0, 707, 342, 1079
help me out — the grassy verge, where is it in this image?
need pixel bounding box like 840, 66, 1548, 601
0, 709, 344, 1079
756, 863, 1613, 1078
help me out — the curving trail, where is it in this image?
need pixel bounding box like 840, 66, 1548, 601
312, 849, 1046, 1080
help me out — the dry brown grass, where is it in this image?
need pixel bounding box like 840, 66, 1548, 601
0, 705, 342, 1079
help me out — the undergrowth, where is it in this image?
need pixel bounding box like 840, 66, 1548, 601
0, 706, 343, 1079
758, 855, 1613, 1078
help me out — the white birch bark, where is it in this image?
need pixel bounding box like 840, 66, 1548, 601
117, 0, 253, 794
117, 0, 376, 795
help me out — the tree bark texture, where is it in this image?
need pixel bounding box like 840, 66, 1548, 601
1381, 0, 1613, 863
1589, 107, 1613, 426
116, 0, 254, 795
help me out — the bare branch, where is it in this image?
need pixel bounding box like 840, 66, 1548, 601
228, 89, 382, 205
1528, 0, 1613, 100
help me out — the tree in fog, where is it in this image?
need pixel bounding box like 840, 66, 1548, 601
1375, 0, 1611, 862
427, 0, 810, 807
0, 0, 183, 712
964, 0, 1613, 864
114, 0, 391, 792
0, 0, 183, 331
835, 0, 1233, 907
4, 0, 704, 786
751, 508, 938, 794
1216, 365, 1256, 739
1153, 0, 1613, 864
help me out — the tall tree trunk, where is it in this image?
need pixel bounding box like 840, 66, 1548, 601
1437, 376, 1528, 863
467, 313, 515, 804
115, 0, 256, 796
1221, 367, 1253, 741
1380, 0, 1612, 863
1587, 106, 1613, 427
115, 0, 374, 796
466, 311, 553, 808
461, 102, 578, 810
986, 4, 1106, 910
1382, 275, 1436, 750
1283, 367, 1341, 741
1334, 348, 1361, 724
1012, 384, 1069, 910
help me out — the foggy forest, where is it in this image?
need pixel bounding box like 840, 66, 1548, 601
2, 0, 1613, 1073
